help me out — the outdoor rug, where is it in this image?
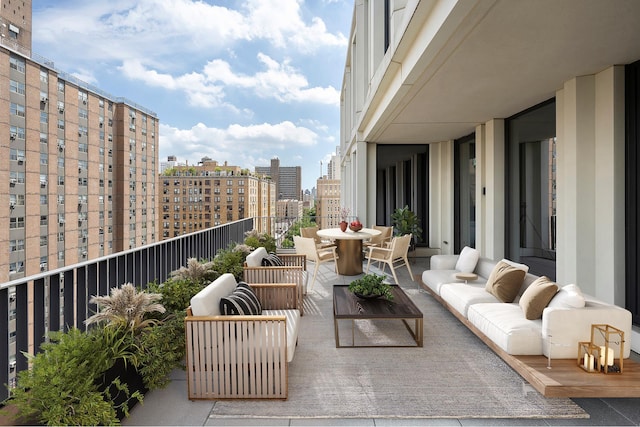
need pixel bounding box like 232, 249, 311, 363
210, 267, 588, 420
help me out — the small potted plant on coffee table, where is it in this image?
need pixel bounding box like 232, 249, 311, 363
348, 273, 394, 300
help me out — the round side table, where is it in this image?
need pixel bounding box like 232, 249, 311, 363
455, 272, 478, 284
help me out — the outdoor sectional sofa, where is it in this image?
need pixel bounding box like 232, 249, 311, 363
421, 248, 632, 360
185, 273, 300, 400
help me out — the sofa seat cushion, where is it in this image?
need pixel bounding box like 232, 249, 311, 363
263, 309, 300, 362
246, 247, 269, 267
440, 283, 500, 318
422, 270, 486, 295
467, 303, 543, 355
190, 273, 238, 316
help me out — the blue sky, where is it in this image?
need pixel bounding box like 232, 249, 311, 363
31, 0, 352, 191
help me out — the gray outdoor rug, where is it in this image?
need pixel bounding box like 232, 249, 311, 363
210, 269, 588, 420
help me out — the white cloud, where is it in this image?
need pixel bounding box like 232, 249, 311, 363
159, 120, 319, 168
34, 0, 347, 67
120, 53, 339, 109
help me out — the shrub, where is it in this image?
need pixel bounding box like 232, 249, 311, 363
243, 229, 277, 253
8, 327, 141, 426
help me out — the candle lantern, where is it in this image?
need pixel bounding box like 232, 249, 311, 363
591, 324, 624, 374
577, 341, 600, 373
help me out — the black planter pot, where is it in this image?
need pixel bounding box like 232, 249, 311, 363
97, 359, 148, 420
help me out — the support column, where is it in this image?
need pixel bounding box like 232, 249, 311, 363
556, 75, 597, 295
483, 119, 505, 260
428, 140, 454, 253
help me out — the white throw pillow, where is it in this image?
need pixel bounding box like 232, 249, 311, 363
547, 283, 585, 308
455, 246, 480, 273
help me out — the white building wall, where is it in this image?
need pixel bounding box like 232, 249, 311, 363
482, 119, 506, 260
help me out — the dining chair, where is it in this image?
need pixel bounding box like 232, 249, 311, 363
365, 233, 414, 284
363, 225, 393, 250
293, 235, 339, 292
300, 226, 336, 250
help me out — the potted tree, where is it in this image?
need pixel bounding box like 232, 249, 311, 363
391, 205, 422, 239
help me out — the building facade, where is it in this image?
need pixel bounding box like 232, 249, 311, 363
341, 0, 640, 352
1, 1, 158, 283
255, 157, 302, 201
160, 158, 276, 238
316, 177, 341, 229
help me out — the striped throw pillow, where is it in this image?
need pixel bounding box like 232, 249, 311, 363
261, 252, 284, 267
219, 281, 262, 315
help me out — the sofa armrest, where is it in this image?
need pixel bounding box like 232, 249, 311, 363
430, 254, 459, 270
243, 268, 305, 315
541, 302, 632, 359
252, 282, 299, 311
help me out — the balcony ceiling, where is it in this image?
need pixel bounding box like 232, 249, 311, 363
368, 0, 640, 145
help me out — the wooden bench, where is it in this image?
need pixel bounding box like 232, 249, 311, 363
185, 273, 300, 400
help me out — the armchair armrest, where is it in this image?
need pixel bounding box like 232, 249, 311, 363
252, 282, 299, 311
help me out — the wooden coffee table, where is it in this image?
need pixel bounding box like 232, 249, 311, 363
333, 285, 423, 347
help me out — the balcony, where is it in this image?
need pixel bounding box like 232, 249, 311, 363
2, 218, 639, 425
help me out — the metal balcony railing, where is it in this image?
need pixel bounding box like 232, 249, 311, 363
0, 219, 253, 402
0, 214, 344, 402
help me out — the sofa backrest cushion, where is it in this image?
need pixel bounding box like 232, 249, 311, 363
246, 246, 268, 267
547, 283, 586, 308
518, 276, 558, 320
485, 260, 527, 303
190, 273, 238, 316
220, 282, 262, 315
455, 246, 480, 273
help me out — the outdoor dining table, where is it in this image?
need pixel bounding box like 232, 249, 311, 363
316, 227, 381, 275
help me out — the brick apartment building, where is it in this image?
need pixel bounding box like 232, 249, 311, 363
159, 158, 276, 238
1, 0, 158, 283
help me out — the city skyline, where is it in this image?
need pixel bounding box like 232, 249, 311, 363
31, 0, 352, 190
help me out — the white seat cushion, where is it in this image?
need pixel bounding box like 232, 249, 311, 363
467, 303, 543, 355
263, 309, 300, 362
190, 273, 238, 316
440, 283, 500, 317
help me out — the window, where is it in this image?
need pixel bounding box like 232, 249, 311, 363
10, 103, 25, 117
40, 69, 48, 83
78, 108, 88, 120
40, 236, 48, 247
40, 111, 48, 124
10, 80, 25, 95
9, 239, 25, 252
57, 119, 65, 130
40, 215, 48, 226
9, 217, 24, 229
40, 153, 48, 165
40, 132, 48, 144
10, 56, 25, 72
58, 81, 65, 92
10, 126, 25, 140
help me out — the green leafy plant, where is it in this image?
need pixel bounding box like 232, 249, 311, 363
211, 245, 246, 281
150, 277, 207, 313
348, 273, 394, 300
7, 327, 141, 426
243, 229, 277, 253
137, 312, 186, 390
391, 205, 423, 242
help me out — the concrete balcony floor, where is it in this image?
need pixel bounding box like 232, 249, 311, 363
124, 255, 640, 426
